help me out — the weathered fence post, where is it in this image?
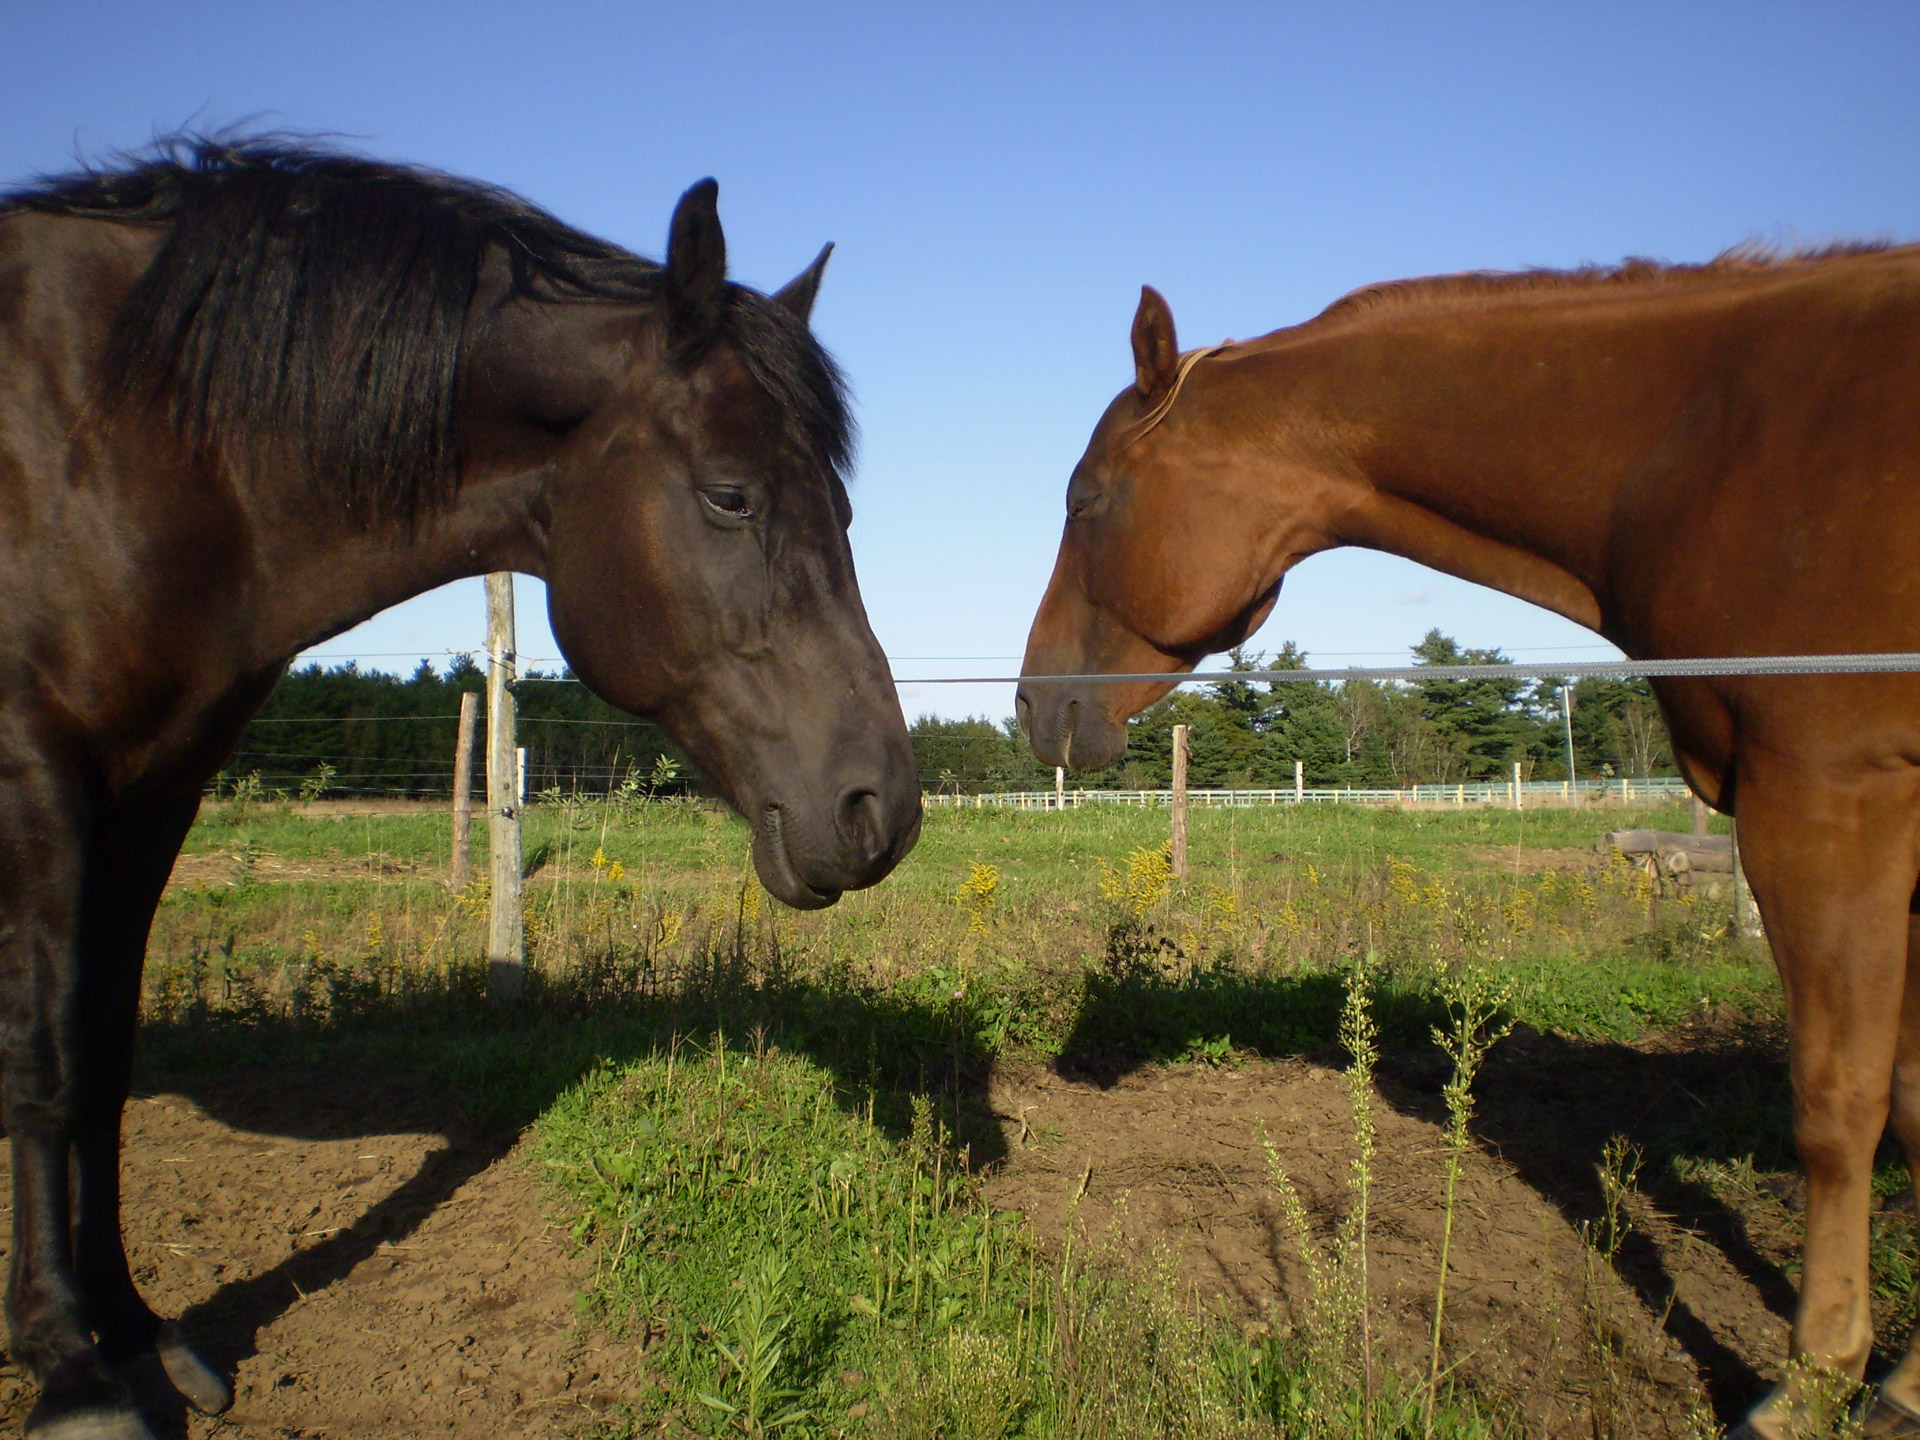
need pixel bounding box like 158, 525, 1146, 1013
1294, 759, 1304, 804
1512, 761, 1523, 811
1692, 794, 1712, 837
485, 573, 524, 1001
450, 689, 478, 890
1171, 723, 1189, 879
1055, 765, 1065, 811
1560, 683, 1577, 789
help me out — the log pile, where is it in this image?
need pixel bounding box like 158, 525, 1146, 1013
1607, 829, 1732, 889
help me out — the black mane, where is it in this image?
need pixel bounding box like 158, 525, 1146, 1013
3, 136, 852, 522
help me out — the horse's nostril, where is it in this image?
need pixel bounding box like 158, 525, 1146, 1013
839, 787, 886, 859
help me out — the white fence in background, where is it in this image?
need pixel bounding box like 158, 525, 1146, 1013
923, 776, 1692, 811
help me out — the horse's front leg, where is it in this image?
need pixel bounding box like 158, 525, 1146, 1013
0, 755, 154, 1440
72, 792, 229, 1417
1856, 913, 1920, 1436
1734, 763, 1920, 1440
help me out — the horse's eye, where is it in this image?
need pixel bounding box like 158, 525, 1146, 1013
700, 487, 757, 521
1068, 490, 1107, 521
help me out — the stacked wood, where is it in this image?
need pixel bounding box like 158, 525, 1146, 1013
1607, 829, 1733, 880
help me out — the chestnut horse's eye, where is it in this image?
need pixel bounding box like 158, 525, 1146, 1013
1067, 489, 1107, 521
700, 486, 757, 521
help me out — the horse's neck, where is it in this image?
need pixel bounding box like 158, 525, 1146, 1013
1243, 292, 1739, 634
240, 473, 548, 669
232, 293, 599, 665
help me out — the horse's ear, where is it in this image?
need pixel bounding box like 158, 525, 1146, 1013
773, 243, 833, 323
1132, 286, 1180, 399
666, 178, 727, 344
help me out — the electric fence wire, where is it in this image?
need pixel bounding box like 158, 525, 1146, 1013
918, 651, 1920, 685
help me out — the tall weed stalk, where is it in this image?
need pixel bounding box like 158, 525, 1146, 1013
1261, 955, 1387, 1436
1424, 968, 1515, 1439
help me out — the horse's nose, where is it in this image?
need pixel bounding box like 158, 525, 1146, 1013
836, 780, 920, 882
838, 786, 886, 864
1015, 683, 1074, 768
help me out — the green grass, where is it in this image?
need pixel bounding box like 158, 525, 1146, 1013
537, 1039, 1019, 1436
156, 796, 1774, 1063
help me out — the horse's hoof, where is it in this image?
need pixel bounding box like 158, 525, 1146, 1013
23, 1406, 159, 1440
1862, 1391, 1920, 1437
108, 1324, 231, 1417
156, 1323, 231, 1414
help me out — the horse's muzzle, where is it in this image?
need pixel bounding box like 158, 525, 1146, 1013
1016, 682, 1128, 772
752, 778, 922, 909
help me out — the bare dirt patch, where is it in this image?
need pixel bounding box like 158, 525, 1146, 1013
165, 849, 613, 892
167, 850, 443, 890
982, 1035, 1796, 1435
1466, 844, 1606, 876
0, 1074, 628, 1440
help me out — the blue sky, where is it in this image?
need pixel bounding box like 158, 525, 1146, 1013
5, 2, 1917, 719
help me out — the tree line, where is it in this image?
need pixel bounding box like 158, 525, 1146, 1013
223, 629, 1674, 798
910, 630, 1674, 794
224, 658, 691, 799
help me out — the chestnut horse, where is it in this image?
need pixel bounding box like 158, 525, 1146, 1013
0, 139, 918, 1439
1019, 248, 1920, 1437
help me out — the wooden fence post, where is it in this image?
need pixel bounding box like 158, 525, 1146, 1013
486, 573, 524, 1001
1294, 758, 1304, 804
1560, 683, 1577, 789
1055, 765, 1065, 811
449, 689, 478, 890
1512, 761, 1523, 811
1171, 723, 1189, 879
1692, 794, 1711, 837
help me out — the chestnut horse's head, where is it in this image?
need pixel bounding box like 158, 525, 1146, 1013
479, 183, 920, 907
1017, 287, 1294, 770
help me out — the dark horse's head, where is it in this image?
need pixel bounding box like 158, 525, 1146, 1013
25, 141, 919, 904
499, 184, 920, 906
1017, 288, 1281, 769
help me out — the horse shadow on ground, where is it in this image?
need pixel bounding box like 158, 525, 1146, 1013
128, 957, 1810, 1431
128, 970, 1007, 1427
1054, 963, 1806, 1427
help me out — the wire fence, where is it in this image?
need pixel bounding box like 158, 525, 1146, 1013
917, 651, 1920, 685
382, 651, 1920, 688
215, 651, 1920, 803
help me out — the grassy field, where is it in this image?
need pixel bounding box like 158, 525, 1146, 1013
134, 796, 1840, 1437
153, 795, 1774, 1051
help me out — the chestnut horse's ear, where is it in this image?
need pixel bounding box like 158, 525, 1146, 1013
773, 243, 833, 323
1132, 285, 1180, 400
666, 178, 728, 344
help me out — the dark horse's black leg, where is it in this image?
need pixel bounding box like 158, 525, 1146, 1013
0, 749, 153, 1439
73, 791, 229, 1419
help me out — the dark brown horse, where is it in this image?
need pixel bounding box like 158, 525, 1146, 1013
1019, 248, 1920, 1437
0, 138, 918, 1440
